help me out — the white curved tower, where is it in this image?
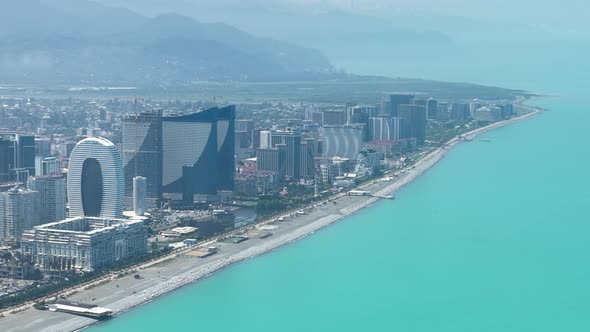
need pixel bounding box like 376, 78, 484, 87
67, 137, 124, 218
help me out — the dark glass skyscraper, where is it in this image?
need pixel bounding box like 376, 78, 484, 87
161, 106, 236, 203
122, 111, 163, 202
0, 132, 36, 182
217, 105, 236, 191
398, 104, 427, 145
389, 94, 415, 117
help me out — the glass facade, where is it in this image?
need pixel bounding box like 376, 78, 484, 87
122, 111, 163, 201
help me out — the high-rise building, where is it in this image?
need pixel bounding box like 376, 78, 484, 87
322, 110, 347, 126
236, 119, 254, 134
390, 117, 403, 141
133, 176, 147, 217
0, 187, 41, 244
35, 138, 51, 158
369, 117, 402, 141
0, 132, 36, 182
321, 126, 364, 159
0, 137, 10, 182
27, 175, 66, 225
427, 98, 438, 119
501, 103, 515, 118
68, 137, 124, 219
256, 145, 287, 180
35, 156, 61, 176
380, 99, 391, 116
469, 100, 482, 118
122, 111, 163, 203
300, 139, 315, 179
58, 141, 76, 158
259, 130, 272, 149
270, 130, 302, 180
389, 94, 415, 117
216, 105, 236, 191
162, 108, 218, 201
161, 106, 235, 202
346, 106, 373, 140
398, 104, 427, 145
451, 102, 470, 121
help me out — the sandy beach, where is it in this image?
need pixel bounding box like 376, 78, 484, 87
0, 101, 542, 332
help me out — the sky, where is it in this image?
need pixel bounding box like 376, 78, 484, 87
287, 0, 587, 33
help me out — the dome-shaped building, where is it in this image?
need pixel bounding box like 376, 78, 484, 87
67, 137, 124, 219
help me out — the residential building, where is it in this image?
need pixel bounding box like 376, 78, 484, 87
35, 156, 61, 176
27, 175, 66, 225
270, 130, 302, 180
0, 187, 41, 244
256, 145, 287, 179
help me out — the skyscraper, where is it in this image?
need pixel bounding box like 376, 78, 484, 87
162, 108, 218, 201
133, 176, 147, 217
389, 94, 415, 117
259, 130, 272, 149
0, 132, 36, 182
27, 175, 66, 225
270, 130, 302, 180
217, 105, 236, 191
122, 111, 163, 203
427, 98, 439, 119
451, 102, 470, 121
67, 137, 124, 219
398, 104, 427, 145
300, 139, 315, 179
0, 187, 41, 244
256, 144, 287, 180
322, 110, 347, 126
369, 117, 402, 141
236, 119, 254, 134
399, 105, 426, 144
0, 137, 11, 182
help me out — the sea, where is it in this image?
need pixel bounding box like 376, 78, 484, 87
89, 43, 590, 331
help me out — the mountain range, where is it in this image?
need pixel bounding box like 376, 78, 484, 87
0, 0, 336, 86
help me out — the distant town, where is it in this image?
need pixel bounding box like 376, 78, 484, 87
0, 92, 519, 311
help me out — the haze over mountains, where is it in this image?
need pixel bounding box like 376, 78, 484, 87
96, 0, 590, 88
0, 0, 336, 86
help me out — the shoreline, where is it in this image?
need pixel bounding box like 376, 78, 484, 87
1, 99, 543, 332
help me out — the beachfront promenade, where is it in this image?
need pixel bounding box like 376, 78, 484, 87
0, 102, 542, 332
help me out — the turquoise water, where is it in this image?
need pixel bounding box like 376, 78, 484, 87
90, 49, 590, 331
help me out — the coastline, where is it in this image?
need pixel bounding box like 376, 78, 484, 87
0, 99, 543, 332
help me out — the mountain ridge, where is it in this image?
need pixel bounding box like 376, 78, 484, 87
0, 0, 337, 86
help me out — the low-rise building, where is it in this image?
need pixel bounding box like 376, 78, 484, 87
21, 217, 148, 273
